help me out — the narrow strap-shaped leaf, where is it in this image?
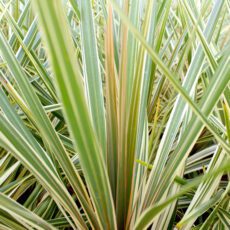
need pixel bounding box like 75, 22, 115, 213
115, 0, 133, 227
105, 6, 118, 200
134, 161, 230, 230
176, 190, 223, 228
0, 209, 26, 230
217, 208, 230, 228
108, 0, 230, 155
180, 146, 226, 228
141, 0, 225, 209
0, 192, 56, 230
32, 0, 117, 229
146, 55, 229, 212
8, 1, 30, 47
0, 115, 87, 229
0, 4, 57, 102
0, 161, 20, 186
79, 0, 106, 159
0, 27, 96, 229
126, 0, 140, 104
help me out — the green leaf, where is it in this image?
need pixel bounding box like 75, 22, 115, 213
32, 0, 117, 229
0, 192, 56, 230
79, 0, 106, 158
0, 21, 95, 230
134, 160, 230, 230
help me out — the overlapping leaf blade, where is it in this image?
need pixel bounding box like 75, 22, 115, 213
32, 0, 116, 229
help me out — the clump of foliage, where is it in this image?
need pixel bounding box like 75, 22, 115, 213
0, 0, 229, 229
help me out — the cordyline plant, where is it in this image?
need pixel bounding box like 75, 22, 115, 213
0, 0, 229, 229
